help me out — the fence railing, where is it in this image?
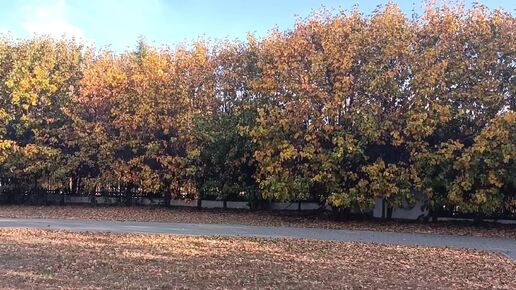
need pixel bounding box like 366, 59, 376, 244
1, 188, 514, 221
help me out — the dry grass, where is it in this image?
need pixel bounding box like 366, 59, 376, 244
0, 205, 515, 239
0, 228, 514, 289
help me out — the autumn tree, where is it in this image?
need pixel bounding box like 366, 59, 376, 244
191, 38, 261, 205
411, 3, 515, 218
67, 40, 217, 202
0, 37, 83, 201
0, 2, 513, 219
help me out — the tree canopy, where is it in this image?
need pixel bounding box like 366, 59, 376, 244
0, 3, 514, 218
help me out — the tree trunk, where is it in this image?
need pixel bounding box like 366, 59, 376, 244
124, 184, 133, 206
381, 199, 386, 219
431, 207, 438, 223
386, 205, 393, 220
164, 191, 172, 208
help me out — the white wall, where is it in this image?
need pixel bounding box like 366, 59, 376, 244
373, 192, 428, 220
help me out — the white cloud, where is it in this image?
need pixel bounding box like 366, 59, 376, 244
21, 0, 90, 42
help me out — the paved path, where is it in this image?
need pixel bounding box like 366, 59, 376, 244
1, 218, 515, 259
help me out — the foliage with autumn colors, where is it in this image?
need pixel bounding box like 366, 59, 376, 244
0, 3, 514, 218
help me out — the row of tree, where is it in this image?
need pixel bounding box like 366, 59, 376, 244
0, 3, 514, 218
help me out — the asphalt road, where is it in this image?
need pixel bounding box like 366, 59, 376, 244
1, 218, 515, 259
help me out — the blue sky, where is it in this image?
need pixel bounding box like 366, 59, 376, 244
0, 0, 514, 51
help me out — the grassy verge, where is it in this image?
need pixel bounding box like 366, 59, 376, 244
0, 205, 514, 239
0, 228, 514, 289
